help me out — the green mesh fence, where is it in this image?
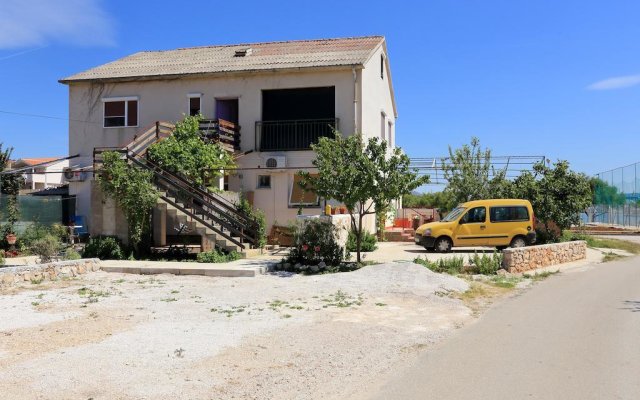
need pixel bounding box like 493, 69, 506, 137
0, 194, 65, 233
589, 162, 640, 227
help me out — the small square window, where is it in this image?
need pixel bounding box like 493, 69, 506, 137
257, 175, 271, 189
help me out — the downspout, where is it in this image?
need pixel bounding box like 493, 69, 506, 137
352, 67, 358, 134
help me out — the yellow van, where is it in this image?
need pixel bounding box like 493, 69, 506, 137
414, 199, 536, 252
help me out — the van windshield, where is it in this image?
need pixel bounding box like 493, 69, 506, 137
442, 206, 466, 222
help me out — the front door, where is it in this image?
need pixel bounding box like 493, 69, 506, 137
215, 99, 239, 124
453, 206, 487, 247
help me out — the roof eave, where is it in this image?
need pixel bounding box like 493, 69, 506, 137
59, 63, 366, 85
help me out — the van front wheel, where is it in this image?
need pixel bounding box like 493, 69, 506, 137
435, 237, 453, 253
510, 236, 527, 248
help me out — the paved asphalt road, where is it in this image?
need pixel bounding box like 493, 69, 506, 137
372, 256, 640, 400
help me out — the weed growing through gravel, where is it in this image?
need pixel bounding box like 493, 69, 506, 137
30, 277, 44, 285
174, 348, 185, 358
602, 252, 627, 262
112, 279, 126, 284
160, 297, 177, 302
35, 293, 44, 299
210, 305, 248, 318
375, 302, 387, 307
31, 301, 39, 306
78, 287, 111, 306
321, 290, 364, 308
488, 276, 522, 289
522, 270, 560, 281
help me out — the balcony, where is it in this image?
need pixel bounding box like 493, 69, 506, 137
255, 118, 339, 151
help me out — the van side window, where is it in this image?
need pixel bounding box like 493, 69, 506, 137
490, 206, 529, 222
462, 207, 486, 223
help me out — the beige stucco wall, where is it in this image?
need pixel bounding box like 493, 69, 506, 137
360, 45, 397, 145
67, 55, 394, 235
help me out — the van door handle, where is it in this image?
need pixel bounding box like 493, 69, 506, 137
480, 225, 486, 229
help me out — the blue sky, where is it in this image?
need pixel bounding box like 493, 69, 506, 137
0, 0, 639, 178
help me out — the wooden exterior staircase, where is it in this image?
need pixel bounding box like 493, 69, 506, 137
93, 120, 260, 255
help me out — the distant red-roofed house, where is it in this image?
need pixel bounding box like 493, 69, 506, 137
12, 157, 69, 192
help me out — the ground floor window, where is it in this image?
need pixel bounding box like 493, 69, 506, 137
289, 173, 319, 207
257, 175, 271, 189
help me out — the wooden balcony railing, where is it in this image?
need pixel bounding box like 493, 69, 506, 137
199, 118, 240, 152
255, 118, 339, 151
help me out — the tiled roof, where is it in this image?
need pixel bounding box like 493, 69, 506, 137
15, 157, 61, 166
60, 36, 384, 83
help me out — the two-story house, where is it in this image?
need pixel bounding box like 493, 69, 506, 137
60, 36, 397, 253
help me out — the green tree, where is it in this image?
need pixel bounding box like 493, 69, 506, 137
585, 178, 626, 223
146, 115, 235, 188
299, 133, 428, 263
512, 160, 591, 241
442, 137, 510, 203
590, 178, 626, 206
97, 151, 159, 254
0, 143, 21, 237
402, 191, 456, 212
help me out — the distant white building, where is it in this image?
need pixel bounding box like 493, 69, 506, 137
12, 157, 69, 193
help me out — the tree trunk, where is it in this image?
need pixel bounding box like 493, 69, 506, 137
356, 213, 363, 263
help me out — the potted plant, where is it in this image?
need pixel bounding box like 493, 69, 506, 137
5, 233, 16, 245
4, 195, 19, 248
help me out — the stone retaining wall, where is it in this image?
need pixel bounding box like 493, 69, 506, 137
0, 259, 101, 287
502, 241, 587, 273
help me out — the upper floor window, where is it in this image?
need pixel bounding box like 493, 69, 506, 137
103, 97, 138, 128
380, 54, 385, 79
188, 93, 202, 116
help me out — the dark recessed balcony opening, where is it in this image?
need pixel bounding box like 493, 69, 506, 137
257, 87, 337, 151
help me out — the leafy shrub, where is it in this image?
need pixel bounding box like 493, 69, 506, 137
237, 198, 267, 248
414, 255, 465, 275
17, 223, 51, 253
469, 251, 503, 274
63, 248, 82, 260
286, 218, 347, 270
31, 234, 62, 263
0, 250, 4, 266
196, 249, 241, 263
346, 230, 377, 252
82, 236, 126, 260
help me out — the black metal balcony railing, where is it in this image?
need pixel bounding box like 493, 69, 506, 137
255, 118, 339, 151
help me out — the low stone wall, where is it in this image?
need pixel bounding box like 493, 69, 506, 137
0, 259, 101, 287
502, 241, 587, 273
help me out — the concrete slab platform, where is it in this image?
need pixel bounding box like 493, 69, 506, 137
100, 258, 277, 278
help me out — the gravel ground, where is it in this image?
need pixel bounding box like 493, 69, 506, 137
0, 262, 470, 400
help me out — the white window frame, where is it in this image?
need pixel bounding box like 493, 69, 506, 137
102, 96, 139, 128
257, 174, 271, 189
188, 93, 202, 117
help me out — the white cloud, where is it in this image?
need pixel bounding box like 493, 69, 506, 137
0, 0, 115, 49
587, 74, 640, 91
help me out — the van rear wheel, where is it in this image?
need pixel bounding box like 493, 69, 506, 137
510, 236, 527, 248
435, 237, 453, 253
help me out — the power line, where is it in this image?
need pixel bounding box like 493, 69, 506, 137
0, 110, 99, 124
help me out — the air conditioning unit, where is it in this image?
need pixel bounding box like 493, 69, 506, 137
63, 168, 87, 182
265, 156, 286, 170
